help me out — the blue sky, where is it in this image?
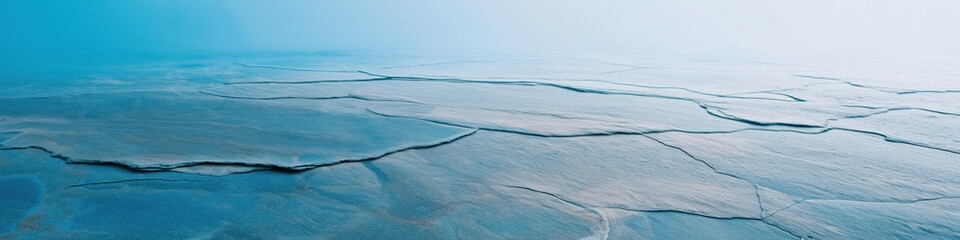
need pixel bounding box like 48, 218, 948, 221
2, 0, 959, 61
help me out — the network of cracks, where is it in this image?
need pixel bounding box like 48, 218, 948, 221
1, 56, 959, 239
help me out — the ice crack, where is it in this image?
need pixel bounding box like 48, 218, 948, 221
497, 185, 609, 240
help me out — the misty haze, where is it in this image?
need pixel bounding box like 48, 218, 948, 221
1, 1, 959, 239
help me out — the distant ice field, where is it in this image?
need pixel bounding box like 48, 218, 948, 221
1, 55, 959, 239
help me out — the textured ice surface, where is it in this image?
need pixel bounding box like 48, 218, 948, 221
0, 92, 474, 171
1, 56, 959, 239
206, 79, 754, 136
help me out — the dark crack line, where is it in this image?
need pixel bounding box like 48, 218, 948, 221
791, 74, 960, 95
754, 185, 766, 216
199, 90, 424, 106
898, 90, 960, 95
0, 129, 480, 174
0, 145, 177, 173
209, 81, 823, 136
233, 62, 358, 73
500, 184, 803, 240
371, 109, 776, 224
230, 67, 807, 114
839, 105, 886, 110
9, 104, 953, 178
373, 60, 507, 70
833, 106, 960, 119
597, 67, 641, 74
224, 67, 826, 130
371, 111, 959, 239
9, 62, 955, 177
646, 129, 960, 217
366, 108, 827, 138
830, 128, 960, 155
791, 74, 843, 81
594, 62, 759, 74
727, 89, 808, 102
199, 91, 356, 101
202, 90, 608, 122
638, 134, 769, 220
223, 73, 816, 129
610, 205, 805, 239
394, 74, 804, 102
792, 74, 901, 94
224, 77, 392, 85
488, 137, 803, 239
762, 92, 807, 102
763, 196, 960, 220
45, 178, 206, 198
205, 87, 717, 125
0, 90, 195, 101
800, 82, 850, 88
545, 78, 804, 102
212, 84, 803, 132
370, 108, 951, 157
762, 199, 803, 220
605, 206, 759, 220
172, 128, 474, 170
703, 106, 824, 128
603, 206, 804, 239
823, 196, 960, 204
232, 62, 402, 80
496, 185, 609, 240
594, 61, 645, 74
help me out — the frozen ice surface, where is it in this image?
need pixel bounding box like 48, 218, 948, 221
206, 79, 755, 136
654, 130, 960, 202
1, 55, 959, 239
0, 92, 474, 171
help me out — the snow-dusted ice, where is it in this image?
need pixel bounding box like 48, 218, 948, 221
1, 55, 959, 239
